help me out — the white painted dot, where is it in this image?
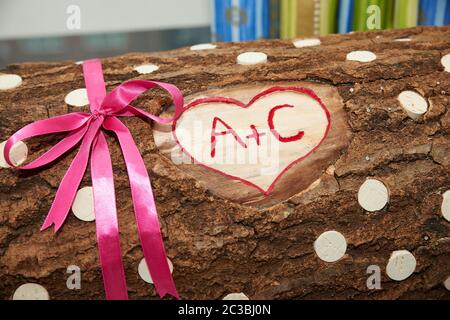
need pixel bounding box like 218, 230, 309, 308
293, 38, 321, 48
223, 293, 249, 300
134, 64, 159, 75
0, 74, 22, 90
314, 230, 347, 263
64, 88, 89, 107
0, 140, 28, 168
444, 276, 450, 290
386, 250, 416, 281
441, 54, 450, 73
138, 257, 173, 284
398, 90, 428, 120
237, 52, 267, 65
72, 186, 95, 222
358, 179, 389, 212
442, 190, 450, 222
394, 38, 412, 42
13, 283, 49, 300
190, 43, 217, 51
346, 50, 377, 62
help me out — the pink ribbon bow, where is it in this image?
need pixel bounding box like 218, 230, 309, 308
3, 59, 184, 300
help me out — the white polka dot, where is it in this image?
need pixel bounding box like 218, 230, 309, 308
398, 91, 428, 120
13, 283, 49, 300
138, 257, 173, 284
190, 43, 217, 51
442, 190, 450, 222
0, 140, 28, 168
293, 38, 321, 48
441, 54, 450, 73
394, 38, 412, 42
237, 52, 268, 65
358, 179, 389, 212
223, 293, 249, 300
386, 250, 416, 281
0, 74, 22, 90
444, 276, 450, 290
314, 230, 347, 263
134, 64, 159, 75
72, 186, 95, 222
346, 50, 377, 62
75, 61, 83, 65
64, 88, 89, 107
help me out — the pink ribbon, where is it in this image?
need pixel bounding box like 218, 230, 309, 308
3, 59, 184, 300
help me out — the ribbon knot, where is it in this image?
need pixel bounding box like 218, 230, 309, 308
3, 59, 184, 300
92, 110, 106, 121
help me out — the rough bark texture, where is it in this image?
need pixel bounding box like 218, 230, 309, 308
0, 26, 449, 300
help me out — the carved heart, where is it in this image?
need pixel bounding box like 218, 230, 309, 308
172, 87, 331, 195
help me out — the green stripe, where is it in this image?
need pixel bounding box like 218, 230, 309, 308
353, 0, 367, 31
280, 0, 289, 38
383, 0, 394, 29
394, 0, 418, 28
320, 0, 338, 35
289, 0, 298, 37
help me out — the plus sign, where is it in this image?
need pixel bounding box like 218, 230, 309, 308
246, 125, 266, 146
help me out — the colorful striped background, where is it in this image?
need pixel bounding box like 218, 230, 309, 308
211, 0, 450, 41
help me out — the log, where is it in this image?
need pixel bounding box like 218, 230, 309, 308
0, 26, 449, 300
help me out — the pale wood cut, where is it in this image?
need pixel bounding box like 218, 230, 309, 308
153, 82, 351, 208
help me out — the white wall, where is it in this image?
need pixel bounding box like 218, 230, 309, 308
0, 0, 211, 40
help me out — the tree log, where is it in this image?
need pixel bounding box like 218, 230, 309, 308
0, 26, 449, 300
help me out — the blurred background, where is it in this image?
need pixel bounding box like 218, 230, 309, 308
0, 0, 449, 67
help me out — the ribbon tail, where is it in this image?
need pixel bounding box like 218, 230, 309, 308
41, 118, 102, 232
4, 112, 90, 168
103, 116, 179, 299
91, 131, 128, 300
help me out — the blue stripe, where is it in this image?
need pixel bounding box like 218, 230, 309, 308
225, 0, 232, 41
256, 0, 263, 39
249, 0, 256, 40
419, 0, 436, 25
213, 0, 221, 41
445, 0, 450, 23
214, 0, 224, 41
435, 0, 447, 25
241, 0, 256, 41
338, 0, 353, 33
262, 0, 270, 38
239, 0, 245, 41
347, 0, 354, 32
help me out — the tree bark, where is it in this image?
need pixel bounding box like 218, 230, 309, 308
0, 26, 449, 300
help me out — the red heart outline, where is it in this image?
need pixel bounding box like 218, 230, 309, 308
172, 86, 331, 196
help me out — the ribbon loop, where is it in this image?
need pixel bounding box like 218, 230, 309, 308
101, 79, 185, 118
3, 113, 90, 168
82, 59, 107, 112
